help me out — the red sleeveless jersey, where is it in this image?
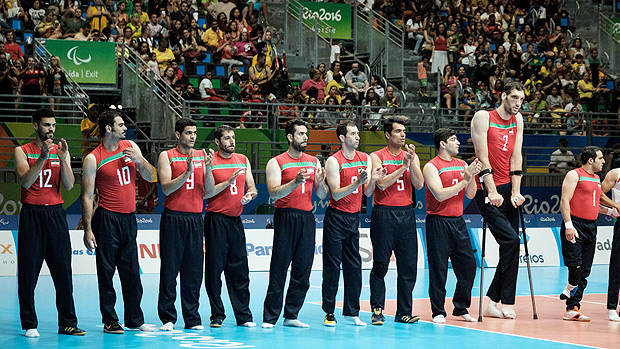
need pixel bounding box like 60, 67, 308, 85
372, 147, 413, 206
328, 150, 368, 213
164, 148, 205, 213
206, 152, 248, 217
476, 109, 517, 189
274, 152, 318, 211
569, 167, 601, 220
425, 156, 467, 216
92, 140, 137, 213
19, 142, 63, 205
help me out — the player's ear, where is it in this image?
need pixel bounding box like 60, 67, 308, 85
175, 131, 180, 140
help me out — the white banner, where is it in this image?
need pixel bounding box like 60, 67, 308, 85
474, 227, 561, 267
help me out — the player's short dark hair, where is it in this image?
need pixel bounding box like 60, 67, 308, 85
580, 146, 601, 164
175, 118, 197, 134
214, 125, 234, 141
98, 110, 123, 138
285, 119, 307, 144
32, 108, 55, 125
504, 81, 525, 96
336, 121, 357, 142
383, 116, 408, 140
433, 128, 456, 150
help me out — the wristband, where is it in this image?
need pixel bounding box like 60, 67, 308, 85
565, 221, 574, 230
509, 170, 523, 176
607, 207, 614, 216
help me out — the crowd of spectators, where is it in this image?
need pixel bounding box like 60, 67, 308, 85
397, 0, 620, 134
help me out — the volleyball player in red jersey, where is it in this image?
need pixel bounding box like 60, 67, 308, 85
14, 109, 85, 337
81, 110, 155, 334
559, 146, 618, 321
471, 81, 525, 319
262, 119, 328, 328
204, 125, 258, 328
423, 128, 482, 324
368, 116, 424, 325
321, 121, 386, 327
157, 118, 213, 331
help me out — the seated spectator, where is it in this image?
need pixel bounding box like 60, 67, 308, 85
179, 28, 205, 64
155, 38, 175, 72
207, 0, 237, 20
133, 1, 149, 26
116, 1, 129, 28
199, 70, 227, 102
183, 84, 201, 102
476, 81, 492, 109
235, 29, 256, 69
440, 65, 457, 111
171, 1, 191, 28
326, 60, 346, 89
29, 0, 45, 28
202, 19, 224, 52
217, 30, 243, 70
4, 0, 27, 23
127, 13, 143, 38
148, 13, 163, 39
324, 83, 342, 104
228, 65, 244, 85
572, 54, 586, 79
36, 9, 62, 39
369, 74, 384, 98
318, 96, 340, 127
406, 12, 425, 55
120, 26, 136, 47
362, 87, 379, 106
4, 30, 22, 62
345, 62, 369, 100
568, 37, 585, 61
0, 53, 18, 112
278, 89, 300, 128
380, 85, 400, 110
529, 90, 548, 131
340, 97, 358, 122
135, 26, 155, 51
162, 66, 179, 86
303, 95, 320, 129
301, 68, 326, 101
364, 98, 382, 129
549, 138, 576, 173
578, 72, 608, 112
86, 0, 111, 34
248, 52, 272, 88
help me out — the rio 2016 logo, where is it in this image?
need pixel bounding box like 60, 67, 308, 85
67, 46, 92, 66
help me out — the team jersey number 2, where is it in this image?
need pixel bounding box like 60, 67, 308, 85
502, 135, 509, 151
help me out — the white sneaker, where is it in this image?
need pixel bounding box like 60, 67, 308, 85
24, 329, 40, 338
240, 322, 256, 327
261, 322, 274, 328
432, 315, 446, 324
139, 324, 155, 332
189, 325, 204, 330
563, 307, 590, 322
608, 309, 620, 322
159, 322, 174, 331
483, 301, 504, 318
283, 319, 309, 328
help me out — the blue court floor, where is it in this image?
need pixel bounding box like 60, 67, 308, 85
1, 265, 615, 348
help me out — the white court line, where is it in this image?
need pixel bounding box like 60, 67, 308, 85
539, 294, 608, 306
306, 298, 604, 349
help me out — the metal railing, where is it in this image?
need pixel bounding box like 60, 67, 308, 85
0, 94, 89, 122
285, 0, 335, 68
597, 11, 620, 77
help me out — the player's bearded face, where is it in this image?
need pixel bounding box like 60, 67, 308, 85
36, 120, 54, 141
218, 131, 235, 154
291, 126, 308, 152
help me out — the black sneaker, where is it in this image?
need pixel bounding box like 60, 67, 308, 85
58, 326, 86, 335
104, 322, 124, 334
395, 314, 420, 324
371, 308, 385, 325
324, 313, 336, 327
210, 318, 224, 328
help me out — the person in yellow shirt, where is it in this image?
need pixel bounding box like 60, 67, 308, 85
133, 1, 149, 26
155, 38, 175, 72
127, 13, 142, 38
81, 104, 100, 156
86, 0, 110, 33
202, 20, 223, 51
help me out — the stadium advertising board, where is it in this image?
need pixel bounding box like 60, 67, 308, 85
46, 40, 117, 85
296, 1, 352, 39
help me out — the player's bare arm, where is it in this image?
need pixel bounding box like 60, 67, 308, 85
325, 156, 367, 201
81, 153, 98, 252
372, 152, 408, 191
14, 139, 53, 189
158, 149, 194, 196
314, 159, 328, 200
266, 157, 307, 201
241, 157, 258, 205
471, 110, 502, 206
509, 113, 525, 208
560, 170, 579, 243
364, 153, 386, 197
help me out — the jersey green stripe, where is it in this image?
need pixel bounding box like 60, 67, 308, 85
97, 153, 125, 170
490, 122, 516, 129
26, 154, 59, 159
578, 176, 600, 183
170, 156, 205, 162
281, 161, 317, 170
438, 166, 465, 174
382, 160, 403, 166
340, 161, 367, 170
211, 163, 248, 170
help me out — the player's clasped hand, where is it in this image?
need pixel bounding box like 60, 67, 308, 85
295, 169, 310, 184
122, 146, 141, 162
315, 167, 326, 183
40, 139, 53, 160
57, 138, 69, 161
186, 149, 194, 174
372, 166, 388, 180
241, 192, 256, 205
464, 158, 482, 182
203, 148, 215, 167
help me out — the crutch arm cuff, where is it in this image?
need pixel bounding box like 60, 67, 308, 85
509, 170, 523, 176
479, 168, 493, 181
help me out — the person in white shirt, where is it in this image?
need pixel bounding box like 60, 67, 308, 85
549, 138, 576, 174
330, 41, 343, 64
406, 13, 425, 55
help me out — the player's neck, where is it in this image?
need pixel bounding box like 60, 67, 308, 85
386, 144, 402, 156
438, 151, 453, 162
582, 165, 595, 175
218, 150, 233, 159
34, 137, 45, 148
102, 137, 120, 152
176, 145, 192, 155
496, 105, 513, 120
287, 148, 303, 159
341, 146, 355, 160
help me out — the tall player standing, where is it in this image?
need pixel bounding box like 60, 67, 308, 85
204, 125, 258, 328
157, 118, 213, 331
82, 110, 155, 334
369, 116, 424, 325
14, 109, 85, 337
321, 121, 386, 327
471, 81, 525, 319
601, 162, 620, 321
262, 119, 328, 328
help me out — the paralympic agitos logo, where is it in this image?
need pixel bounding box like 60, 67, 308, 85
67, 46, 92, 66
